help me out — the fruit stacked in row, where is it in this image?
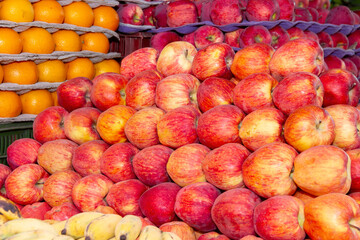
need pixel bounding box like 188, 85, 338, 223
0, 203, 183, 240
1, 36, 360, 239
118, 0, 356, 28
149, 23, 360, 55
0, 58, 120, 118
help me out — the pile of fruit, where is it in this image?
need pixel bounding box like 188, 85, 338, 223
0, 0, 121, 118
1, 27, 360, 239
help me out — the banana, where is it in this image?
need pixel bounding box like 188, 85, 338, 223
0, 213, 8, 224
161, 232, 182, 240
84, 214, 122, 240
51, 220, 67, 235
61, 212, 104, 239
0, 195, 21, 221
4, 229, 58, 240
53, 236, 75, 240
0, 218, 57, 239
137, 225, 162, 240
114, 215, 143, 240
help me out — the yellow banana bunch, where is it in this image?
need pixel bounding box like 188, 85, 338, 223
61, 212, 104, 239
84, 214, 122, 240
114, 215, 143, 240
137, 225, 163, 240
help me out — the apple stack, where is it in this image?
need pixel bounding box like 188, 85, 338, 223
2, 13, 360, 240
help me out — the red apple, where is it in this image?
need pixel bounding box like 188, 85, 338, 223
166, 143, 210, 187
150, 32, 181, 53
57, 77, 93, 112
33, 106, 69, 144
284, 105, 335, 152
44, 202, 81, 221
317, 31, 334, 48
224, 29, 244, 48
269, 25, 290, 49
293, 189, 316, 205
63, 107, 101, 145
117, 3, 144, 25
245, 0, 280, 21
6, 138, 41, 170
239, 107, 286, 151
287, 27, 306, 40
193, 26, 225, 50
139, 182, 181, 226
5, 164, 49, 205
156, 41, 197, 77
294, 7, 313, 21
269, 38, 325, 81
155, 73, 200, 112
125, 69, 163, 110
196, 0, 212, 22
242, 142, 298, 198
211, 188, 262, 239
157, 105, 200, 149
239, 236, 263, 240
293, 145, 351, 196
125, 106, 165, 149
174, 182, 221, 232
294, 0, 309, 8
232, 72, 278, 114
240, 25, 272, 48
100, 142, 139, 183
347, 55, 360, 77
37, 139, 78, 174
277, 0, 295, 20
304, 30, 319, 42
272, 71, 324, 115
324, 55, 346, 70
197, 104, 245, 149
72, 140, 110, 177
191, 42, 234, 81
198, 232, 230, 240
325, 104, 360, 151
230, 43, 275, 81
71, 173, 113, 212
325, 5, 355, 25
343, 57, 359, 77
143, 6, 155, 26
307, 7, 319, 21
349, 192, 360, 205
303, 193, 360, 239
96, 105, 137, 145
346, 148, 360, 192
153, 2, 168, 28
317, 8, 329, 23
254, 195, 305, 240
202, 143, 250, 190
331, 32, 349, 49
43, 170, 81, 207
166, 0, 198, 27
159, 221, 197, 240
106, 179, 148, 216
209, 0, 242, 25
0, 164, 11, 197
20, 201, 52, 220
89, 72, 128, 112
320, 68, 360, 107
120, 47, 158, 80
348, 30, 360, 49
132, 144, 173, 186
197, 77, 236, 113
182, 31, 196, 46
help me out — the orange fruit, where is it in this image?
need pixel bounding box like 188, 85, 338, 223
94, 59, 121, 77
0, 65, 3, 84
63, 2, 94, 28
20, 89, 54, 115
80, 32, 110, 54
3, 61, 38, 85
37, 60, 67, 83
0, 0, 34, 22
50, 90, 58, 106
20, 27, 55, 54
0, 91, 22, 118
52, 30, 82, 52
93, 6, 120, 31
66, 58, 95, 80
0, 28, 22, 54
33, 0, 64, 23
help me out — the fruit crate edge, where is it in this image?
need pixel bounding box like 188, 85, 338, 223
111, 32, 153, 61
0, 121, 34, 165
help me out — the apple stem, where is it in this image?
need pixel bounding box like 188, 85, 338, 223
316, 120, 322, 129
